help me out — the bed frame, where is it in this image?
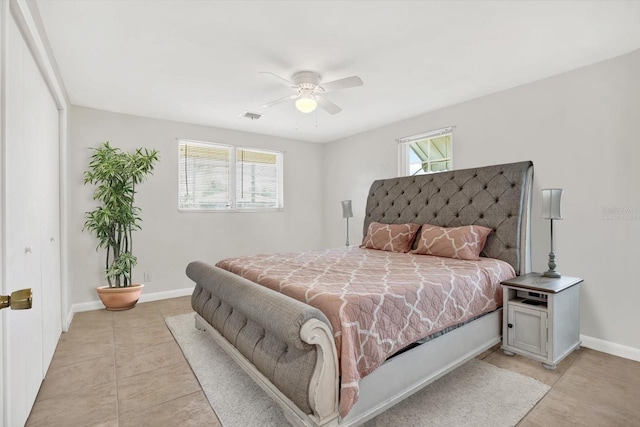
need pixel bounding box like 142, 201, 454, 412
188, 160, 534, 426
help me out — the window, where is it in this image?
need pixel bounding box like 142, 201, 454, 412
178, 139, 283, 211
398, 127, 453, 176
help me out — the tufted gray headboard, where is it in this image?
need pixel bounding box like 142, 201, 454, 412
363, 161, 534, 275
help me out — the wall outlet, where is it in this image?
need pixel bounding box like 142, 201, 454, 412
143, 272, 152, 282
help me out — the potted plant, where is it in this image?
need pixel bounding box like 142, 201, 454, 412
83, 141, 160, 310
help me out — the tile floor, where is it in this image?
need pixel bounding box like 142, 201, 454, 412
26, 297, 640, 426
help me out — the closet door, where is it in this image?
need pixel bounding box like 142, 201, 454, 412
30, 39, 62, 371
2, 11, 62, 426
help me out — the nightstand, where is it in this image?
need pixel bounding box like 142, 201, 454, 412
501, 273, 583, 370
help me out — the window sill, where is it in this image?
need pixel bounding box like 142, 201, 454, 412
178, 207, 284, 213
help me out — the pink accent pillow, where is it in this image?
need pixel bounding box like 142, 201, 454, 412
360, 222, 421, 253
411, 224, 492, 260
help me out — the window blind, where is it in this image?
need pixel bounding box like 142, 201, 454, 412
179, 140, 231, 210
236, 148, 279, 209
178, 139, 283, 211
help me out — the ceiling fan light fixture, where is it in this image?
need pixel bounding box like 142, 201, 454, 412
295, 95, 317, 113
260, 70, 362, 115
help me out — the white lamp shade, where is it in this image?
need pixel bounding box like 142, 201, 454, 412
541, 188, 563, 220
341, 200, 353, 218
295, 96, 317, 113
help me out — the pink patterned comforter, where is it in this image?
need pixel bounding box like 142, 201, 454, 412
216, 246, 515, 417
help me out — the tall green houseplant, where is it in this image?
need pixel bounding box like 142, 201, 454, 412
84, 141, 160, 287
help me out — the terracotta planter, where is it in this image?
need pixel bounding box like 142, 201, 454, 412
96, 284, 144, 311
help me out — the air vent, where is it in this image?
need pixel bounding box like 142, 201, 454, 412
240, 111, 263, 120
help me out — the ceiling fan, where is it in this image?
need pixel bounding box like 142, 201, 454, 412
260, 71, 363, 115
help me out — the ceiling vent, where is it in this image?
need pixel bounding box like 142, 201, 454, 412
240, 111, 263, 120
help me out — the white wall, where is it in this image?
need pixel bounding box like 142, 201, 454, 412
68, 106, 325, 305
323, 49, 640, 354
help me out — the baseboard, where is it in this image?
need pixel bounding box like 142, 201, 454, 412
580, 334, 640, 363
67, 286, 195, 320
138, 286, 195, 303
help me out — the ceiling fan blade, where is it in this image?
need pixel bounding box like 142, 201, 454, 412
316, 96, 342, 115
259, 71, 296, 88
261, 94, 298, 109
318, 76, 363, 93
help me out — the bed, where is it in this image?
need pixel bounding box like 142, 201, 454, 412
188, 160, 534, 426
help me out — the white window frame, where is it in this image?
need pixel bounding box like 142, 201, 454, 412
178, 139, 284, 212
398, 126, 453, 176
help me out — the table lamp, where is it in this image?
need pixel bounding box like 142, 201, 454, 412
341, 200, 353, 247
541, 188, 563, 278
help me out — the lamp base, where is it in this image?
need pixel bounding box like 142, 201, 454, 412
545, 248, 560, 278
345, 217, 350, 247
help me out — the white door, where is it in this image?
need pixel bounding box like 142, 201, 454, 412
1, 9, 63, 426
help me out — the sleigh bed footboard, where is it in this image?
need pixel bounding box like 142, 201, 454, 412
187, 261, 340, 426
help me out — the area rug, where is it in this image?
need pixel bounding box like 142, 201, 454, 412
166, 313, 549, 426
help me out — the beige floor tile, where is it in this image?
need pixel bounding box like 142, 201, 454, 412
157, 295, 192, 305
120, 299, 162, 311
67, 309, 113, 332
476, 342, 501, 360
483, 346, 583, 387
72, 308, 113, 320
116, 339, 187, 379
158, 297, 195, 318
160, 307, 195, 319
26, 381, 117, 427
113, 312, 169, 333
112, 316, 168, 333
119, 391, 221, 427
551, 350, 640, 420
92, 421, 119, 427
113, 321, 175, 348
57, 322, 114, 343
519, 388, 639, 427
117, 361, 202, 415
48, 329, 114, 369
38, 355, 115, 401
112, 309, 166, 329
566, 349, 640, 389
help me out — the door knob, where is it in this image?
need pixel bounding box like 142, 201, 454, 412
0, 288, 33, 310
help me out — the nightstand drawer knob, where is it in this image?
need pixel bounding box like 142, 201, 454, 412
507, 323, 513, 328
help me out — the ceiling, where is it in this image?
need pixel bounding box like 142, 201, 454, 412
36, 1, 640, 143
